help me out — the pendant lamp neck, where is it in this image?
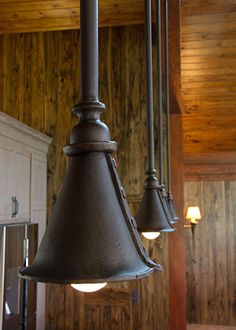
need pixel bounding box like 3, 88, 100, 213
80, 0, 99, 103
164, 0, 172, 194
145, 0, 155, 174
69, 0, 116, 151
157, 0, 164, 186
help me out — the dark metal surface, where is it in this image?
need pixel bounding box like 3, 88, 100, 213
19, 0, 160, 284
20, 153, 161, 283
145, 0, 155, 172
155, 0, 177, 225
156, 0, 164, 186
164, 0, 179, 221
136, 176, 175, 233
80, 0, 99, 102
136, 0, 175, 234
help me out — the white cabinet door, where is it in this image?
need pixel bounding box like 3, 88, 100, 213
0, 137, 14, 221
0, 137, 31, 223
31, 154, 47, 215
14, 146, 31, 221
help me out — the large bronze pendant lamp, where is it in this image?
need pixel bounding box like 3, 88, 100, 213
164, 0, 179, 222
19, 0, 161, 293
135, 0, 175, 240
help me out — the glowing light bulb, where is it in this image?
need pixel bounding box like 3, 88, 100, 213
142, 232, 160, 240
71, 283, 107, 292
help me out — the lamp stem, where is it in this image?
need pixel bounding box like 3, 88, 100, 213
164, 0, 172, 194
157, 0, 164, 185
80, 0, 99, 102
145, 0, 155, 173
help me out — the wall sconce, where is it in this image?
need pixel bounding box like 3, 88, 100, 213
184, 206, 202, 228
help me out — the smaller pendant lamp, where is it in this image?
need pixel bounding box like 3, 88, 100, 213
135, 0, 175, 239
156, 0, 176, 225
19, 0, 161, 291
164, 0, 179, 222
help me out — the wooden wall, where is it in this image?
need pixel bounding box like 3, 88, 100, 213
181, 0, 236, 155
0, 25, 174, 330
184, 155, 236, 326
169, 114, 186, 330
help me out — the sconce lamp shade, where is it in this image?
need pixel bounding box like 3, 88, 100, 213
186, 206, 201, 224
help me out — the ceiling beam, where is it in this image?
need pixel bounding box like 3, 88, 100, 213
0, 0, 145, 34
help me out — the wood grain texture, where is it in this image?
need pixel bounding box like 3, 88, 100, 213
169, 114, 186, 330
181, 1, 236, 155
184, 178, 236, 326
187, 325, 236, 330
0, 24, 177, 329
184, 152, 236, 181
0, 0, 145, 34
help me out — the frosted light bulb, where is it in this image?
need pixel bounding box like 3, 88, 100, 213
142, 232, 160, 240
71, 283, 107, 292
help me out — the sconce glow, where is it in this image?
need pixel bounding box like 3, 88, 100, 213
142, 232, 160, 240
186, 206, 201, 224
71, 283, 107, 293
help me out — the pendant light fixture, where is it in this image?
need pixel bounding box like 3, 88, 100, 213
19, 0, 161, 292
164, 0, 179, 222
135, 0, 175, 240
156, 0, 176, 225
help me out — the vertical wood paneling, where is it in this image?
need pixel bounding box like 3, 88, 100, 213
184, 180, 236, 326
225, 181, 236, 324
169, 114, 186, 330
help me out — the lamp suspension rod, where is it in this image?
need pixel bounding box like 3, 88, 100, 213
80, 0, 99, 102
145, 0, 155, 172
164, 0, 172, 194
157, 0, 164, 185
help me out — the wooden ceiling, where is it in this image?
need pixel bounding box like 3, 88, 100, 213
0, 0, 145, 34
181, 0, 236, 156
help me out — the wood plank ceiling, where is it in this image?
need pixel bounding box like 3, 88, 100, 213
181, 0, 236, 156
0, 0, 145, 33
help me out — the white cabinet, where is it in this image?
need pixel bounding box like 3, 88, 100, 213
14, 146, 31, 220
0, 111, 52, 330
0, 137, 14, 221
0, 136, 32, 222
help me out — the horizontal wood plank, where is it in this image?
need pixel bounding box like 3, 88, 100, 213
181, 0, 236, 155
0, 0, 146, 33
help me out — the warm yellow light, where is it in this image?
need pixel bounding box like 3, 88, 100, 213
71, 283, 107, 292
186, 206, 201, 224
142, 232, 160, 240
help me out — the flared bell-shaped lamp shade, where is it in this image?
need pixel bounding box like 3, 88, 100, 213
136, 177, 175, 235
167, 193, 179, 222
161, 188, 177, 225
19, 153, 161, 284
160, 188, 178, 225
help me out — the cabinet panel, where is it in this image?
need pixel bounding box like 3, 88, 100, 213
0, 111, 51, 330
31, 209, 46, 330
0, 138, 31, 223
0, 138, 14, 221
31, 154, 47, 211
14, 147, 31, 221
